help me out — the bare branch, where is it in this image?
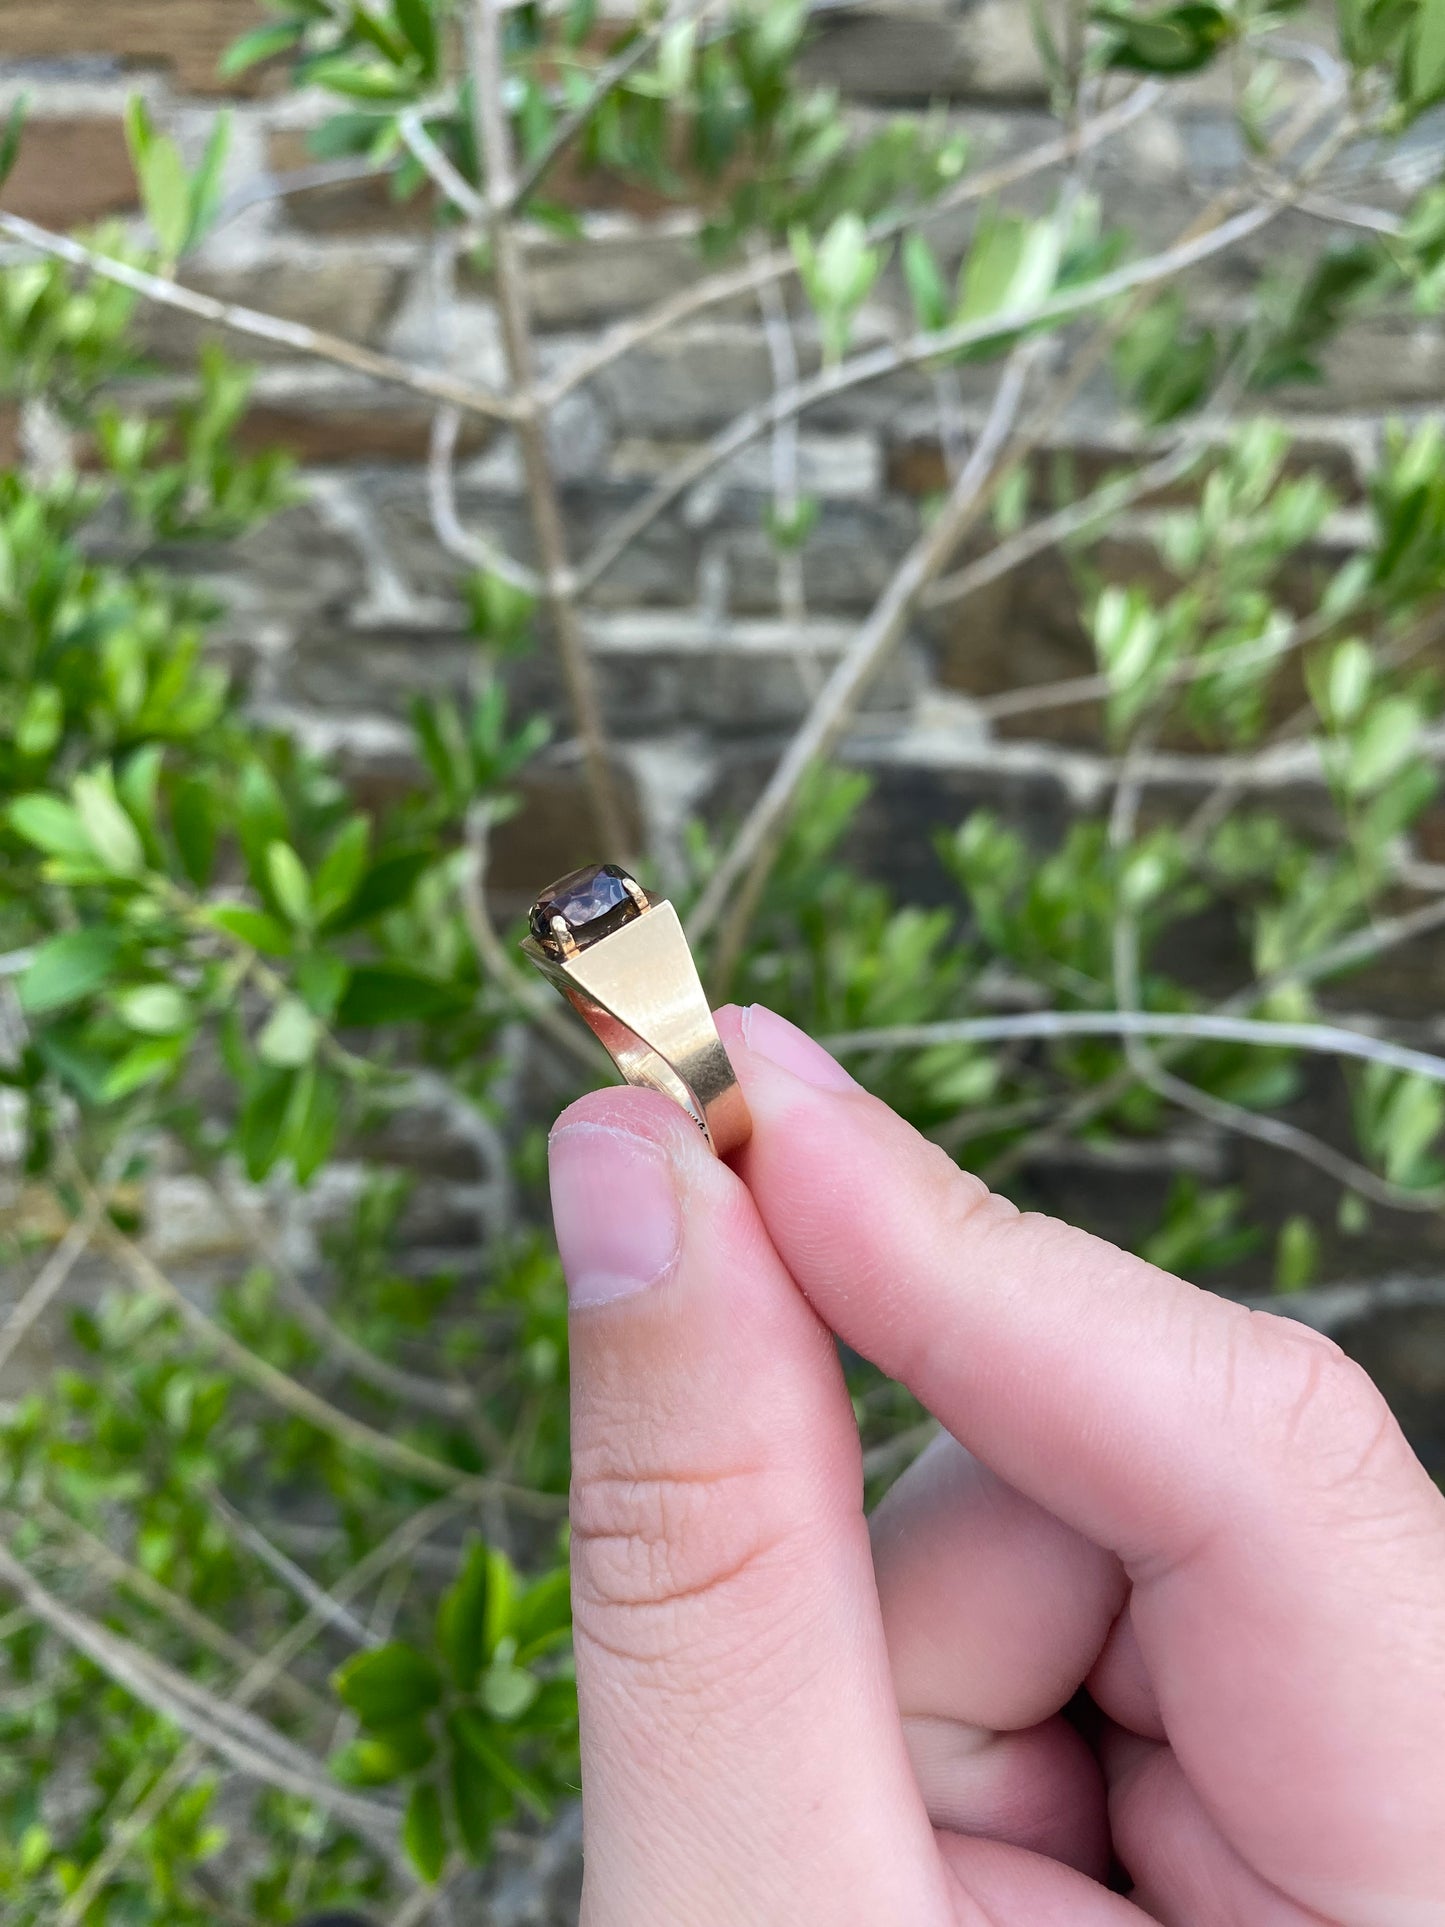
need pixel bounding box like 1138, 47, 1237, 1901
825, 1009, 1445, 1087
510, 0, 725, 211
205, 1486, 379, 1647
690, 343, 1040, 982
465, 0, 630, 851
1134, 1058, 1442, 1213
54, 1493, 470, 1924
211, 1170, 477, 1419
0, 211, 514, 425
574, 200, 1281, 595
93, 1212, 564, 1514
0, 1193, 102, 1378
544, 82, 1165, 407
427, 404, 541, 588
0, 1540, 400, 1841
30, 1498, 324, 1721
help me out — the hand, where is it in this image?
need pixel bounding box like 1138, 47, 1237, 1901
547, 1004, 1445, 1926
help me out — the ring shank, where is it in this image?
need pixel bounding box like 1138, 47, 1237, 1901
522, 900, 752, 1159
564, 990, 752, 1158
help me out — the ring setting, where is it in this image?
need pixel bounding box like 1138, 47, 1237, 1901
521, 862, 752, 1158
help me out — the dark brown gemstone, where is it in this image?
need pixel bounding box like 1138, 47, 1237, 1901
528, 862, 646, 954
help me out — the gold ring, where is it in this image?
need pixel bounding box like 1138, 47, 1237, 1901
521, 863, 752, 1158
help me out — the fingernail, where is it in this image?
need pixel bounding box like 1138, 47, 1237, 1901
740, 1004, 858, 1093
549, 1123, 682, 1308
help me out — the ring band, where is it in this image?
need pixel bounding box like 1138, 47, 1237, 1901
521, 863, 752, 1158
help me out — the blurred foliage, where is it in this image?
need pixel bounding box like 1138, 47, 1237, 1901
1, 0, 1445, 1915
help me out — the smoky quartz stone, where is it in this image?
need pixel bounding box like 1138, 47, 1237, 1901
528, 862, 646, 955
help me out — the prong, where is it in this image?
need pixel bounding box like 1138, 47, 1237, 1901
549, 913, 580, 960
620, 872, 651, 915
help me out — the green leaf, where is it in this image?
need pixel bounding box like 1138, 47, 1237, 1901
288, 1063, 341, 1184
1345, 695, 1420, 795
172, 778, 218, 888
1412, 0, 1445, 104
395, 0, 440, 75
449, 1743, 496, 1863
8, 795, 94, 862
187, 111, 233, 252
313, 816, 370, 923
124, 97, 192, 259
331, 1717, 436, 1786
1324, 639, 1373, 727
16, 683, 62, 758
511, 1568, 572, 1662
438, 1539, 490, 1692
200, 903, 294, 957
238, 760, 290, 884
482, 1544, 517, 1652
902, 232, 950, 332
115, 984, 190, 1036
101, 1035, 186, 1102
266, 840, 312, 928
450, 1709, 552, 1821
1273, 1215, 1319, 1292
1093, 0, 1233, 74
403, 1781, 447, 1884
325, 846, 434, 932
220, 21, 305, 78
239, 1070, 297, 1181
19, 931, 121, 1015
334, 1643, 443, 1726
72, 771, 145, 876
257, 996, 319, 1069
480, 1660, 540, 1722
335, 964, 468, 1028
0, 93, 29, 191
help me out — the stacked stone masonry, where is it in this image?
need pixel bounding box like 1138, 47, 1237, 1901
5, 0, 1445, 1302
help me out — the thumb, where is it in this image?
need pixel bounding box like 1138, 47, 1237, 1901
549, 1087, 948, 1927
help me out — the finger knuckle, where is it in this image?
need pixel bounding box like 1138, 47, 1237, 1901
1248, 1313, 1406, 1494
569, 1439, 792, 1669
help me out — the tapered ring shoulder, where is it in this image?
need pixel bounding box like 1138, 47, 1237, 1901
521, 863, 752, 1158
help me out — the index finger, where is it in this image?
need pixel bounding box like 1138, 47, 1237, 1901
719, 1003, 1445, 1923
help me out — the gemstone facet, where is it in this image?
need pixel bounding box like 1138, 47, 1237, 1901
528, 863, 646, 956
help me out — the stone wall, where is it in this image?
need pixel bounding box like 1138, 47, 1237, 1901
4, 4, 1445, 1368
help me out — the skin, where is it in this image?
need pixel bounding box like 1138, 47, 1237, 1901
546, 1003, 1445, 1927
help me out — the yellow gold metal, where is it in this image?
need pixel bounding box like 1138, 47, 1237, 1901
522, 893, 751, 1158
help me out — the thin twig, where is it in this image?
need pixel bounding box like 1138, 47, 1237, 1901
511, 0, 725, 210
93, 1211, 564, 1514
691, 343, 1040, 983
211, 1171, 476, 1418
205, 1486, 378, 1647
427, 404, 540, 589
0, 1541, 400, 1839
572, 199, 1281, 595
825, 1010, 1445, 1085
52, 1494, 470, 1925
0, 1194, 103, 1379
29, 1499, 324, 1721
466, 0, 629, 852
0, 212, 515, 426
543, 82, 1165, 406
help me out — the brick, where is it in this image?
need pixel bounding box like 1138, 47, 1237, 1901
3, 2, 264, 96
136, 252, 408, 362
235, 392, 494, 466
486, 223, 705, 330
0, 116, 137, 228
265, 129, 436, 236
799, 0, 1046, 104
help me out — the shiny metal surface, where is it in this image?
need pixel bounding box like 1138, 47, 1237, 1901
521, 898, 752, 1157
